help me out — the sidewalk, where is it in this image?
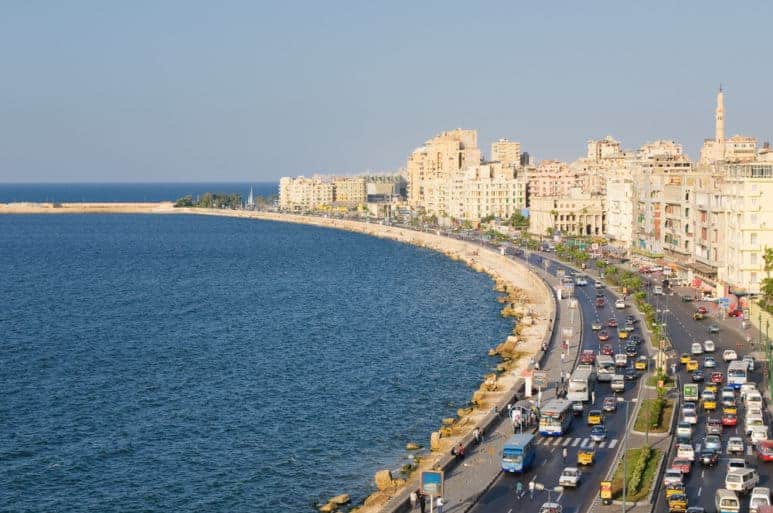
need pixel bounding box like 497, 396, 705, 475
436, 259, 583, 513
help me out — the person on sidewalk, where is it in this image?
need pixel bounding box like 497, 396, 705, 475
473, 427, 481, 445
435, 496, 444, 513
529, 479, 535, 500
418, 491, 426, 513
410, 490, 418, 510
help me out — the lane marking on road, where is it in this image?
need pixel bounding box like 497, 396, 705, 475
580, 438, 591, 448
701, 470, 705, 479
598, 441, 607, 448
698, 486, 702, 496
608, 439, 618, 448
572, 438, 582, 447
562, 438, 572, 446
695, 443, 702, 452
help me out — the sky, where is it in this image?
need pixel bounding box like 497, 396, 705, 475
1, 1, 771, 182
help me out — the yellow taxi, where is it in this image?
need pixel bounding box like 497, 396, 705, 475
668, 493, 687, 512
577, 449, 594, 465
686, 360, 699, 372
665, 482, 686, 499
702, 391, 717, 411
680, 353, 691, 365
634, 356, 648, 370
587, 410, 603, 425
618, 330, 628, 340
704, 384, 718, 394
723, 405, 737, 415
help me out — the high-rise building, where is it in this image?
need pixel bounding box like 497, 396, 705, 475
332, 177, 367, 206
490, 139, 521, 168
446, 163, 527, 221
279, 176, 335, 211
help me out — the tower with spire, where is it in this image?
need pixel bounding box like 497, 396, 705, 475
715, 85, 725, 143
247, 186, 255, 209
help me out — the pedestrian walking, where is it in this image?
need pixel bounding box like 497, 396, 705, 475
418, 491, 426, 513
435, 496, 444, 513
410, 490, 418, 510
473, 427, 481, 445
562, 447, 568, 462
529, 480, 535, 500
560, 352, 565, 365
534, 361, 540, 370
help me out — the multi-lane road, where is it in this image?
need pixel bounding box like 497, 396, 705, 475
468, 251, 648, 513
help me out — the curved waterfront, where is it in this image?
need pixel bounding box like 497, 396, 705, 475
0, 214, 512, 512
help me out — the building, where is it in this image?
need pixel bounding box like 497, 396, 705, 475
406, 129, 482, 213
587, 136, 623, 161
446, 162, 527, 221
699, 87, 758, 165
529, 188, 605, 237
718, 161, 773, 294
689, 167, 727, 287
279, 176, 334, 211
529, 160, 585, 198
491, 139, 521, 168
725, 135, 757, 162
332, 177, 367, 206
605, 176, 636, 246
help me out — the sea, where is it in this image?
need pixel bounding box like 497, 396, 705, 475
0, 185, 511, 512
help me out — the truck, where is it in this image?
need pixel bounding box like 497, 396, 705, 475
567, 365, 595, 402
683, 383, 699, 402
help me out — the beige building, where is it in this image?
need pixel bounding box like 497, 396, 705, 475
491, 138, 521, 168
700, 87, 758, 165
332, 177, 367, 206
447, 162, 527, 221
605, 176, 636, 246
279, 176, 334, 211
529, 188, 605, 237
406, 129, 482, 213
529, 160, 585, 198
587, 136, 623, 161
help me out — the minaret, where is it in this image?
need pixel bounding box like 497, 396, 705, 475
715, 85, 725, 143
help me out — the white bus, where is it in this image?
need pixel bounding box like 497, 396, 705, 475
567, 365, 595, 402
539, 398, 573, 436
596, 355, 615, 382
727, 360, 748, 389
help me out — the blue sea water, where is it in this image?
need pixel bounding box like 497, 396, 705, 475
0, 182, 277, 203
0, 213, 511, 512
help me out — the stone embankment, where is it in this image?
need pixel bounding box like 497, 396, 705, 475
2, 204, 555, 513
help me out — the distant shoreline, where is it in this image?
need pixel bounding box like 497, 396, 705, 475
2, 202, 554, 513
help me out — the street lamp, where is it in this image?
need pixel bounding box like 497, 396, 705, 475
617, 396, 630, 512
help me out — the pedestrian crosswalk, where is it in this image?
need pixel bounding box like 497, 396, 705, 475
536, 436, 619, 449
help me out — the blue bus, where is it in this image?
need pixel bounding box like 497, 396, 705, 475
501, 433, 536, 473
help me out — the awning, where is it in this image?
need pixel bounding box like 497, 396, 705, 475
689, 260, 718, 276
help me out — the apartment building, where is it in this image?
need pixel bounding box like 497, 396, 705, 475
490, 139, 521, 168
279, 176, 335, 211
529, 160, 585, 197
446, 163, 527, 221
605, 176, 636, 246
332, 177, 367, 206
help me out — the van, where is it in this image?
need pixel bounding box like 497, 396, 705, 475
750, 425, 769, 445
746, 391, 763, 410
715, 489, 740, 513
725, 468, 759, 494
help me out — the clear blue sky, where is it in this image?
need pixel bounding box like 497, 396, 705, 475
1, 1, 771, 182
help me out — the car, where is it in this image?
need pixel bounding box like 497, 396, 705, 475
625, 315, 638, 324
691, 342, 704, 355
697, 306, 708, 314
634, 355, 648, 370
723, 405, 737, 416
572, 401, 584, 416
708, 324, 720, 333
693, 312, 705, 320
677, 421, 693, 441
706, 417, 722, 434
625, 344, 639, 357
664, 468, 684, 486
692, 370, 704, 382
607, 318, 618, 328
686, 359, 699, 372
615, 299, 626, 309
741, 383, 759, 400
686, 507, 706, 513
671, 457, 692, 475
591, 425, 607, 442
601, 344, 614, 355
723, 349, 738, 362
624, 368, 639, 381
755, 441, 773, 462
539, 503, 563, 513
721, 387, 736, 405
677, 443, 695, 461
587, 410, 603, 425
727, 437, 745, 454
703, 340, 715, 352
576, 277, 588, 286
668, 493, 687, 513
703, 356, 717, 368
591, 322, 602, 331
727, 458, 747, 471
618, 330, 628, 340
615, 354, 628, 367
704, 383, 718, 394
681, 295, 694, 302
558, 467, 581, 487
624, 321, 635, 332
722, 413, 738, 427
702, 391, 717, 411
603, 396, 617, 412
665, 482, 686, 499
746, 417, 765, 435
580, 350, 596, 364
577, 448, 594, 465
598, 330, 610, 342
595, 297, 605, 308
595, 281, 604, 289
700, 449, 719, 466
709, 371, 723, 384
680, 353, 691, 365
743, 355, 756, 371
750, 487, 771, 513
704, 434, 722, 452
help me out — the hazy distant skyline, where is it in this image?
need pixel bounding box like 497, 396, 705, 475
1, 1, 771, 182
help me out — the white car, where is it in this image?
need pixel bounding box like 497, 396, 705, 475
751, 487, 771, 513
703, 340, 715, 352
576, 277, 588, 286
746, 415, 765, 434
723, 349, 738, 362
727, 458, 748, 471
558, 467, 580, 487
741, 384, 758, 400
653, 285, 663, 295
663, 468, 683, 485
727, 437, 745, 454
691, 342, 704, 355
743, 355, 756, 371
595, 281, 604, 289
615, 353, 628, 367
677, 443, 695, 461
615, 299, 626, 309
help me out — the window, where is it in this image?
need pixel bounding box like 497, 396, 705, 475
751, 272, 758, 284
751, 233, 758, 245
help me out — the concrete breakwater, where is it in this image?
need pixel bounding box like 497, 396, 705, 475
2, 204, 555, 513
